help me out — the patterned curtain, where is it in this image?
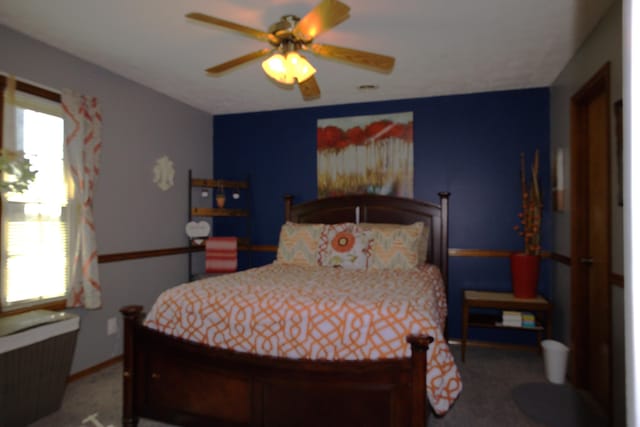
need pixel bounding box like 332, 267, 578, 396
62, 90, 102, 309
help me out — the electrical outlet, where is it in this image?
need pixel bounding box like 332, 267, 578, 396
107, 317, 118, 336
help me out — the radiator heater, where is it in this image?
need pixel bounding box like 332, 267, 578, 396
0, 309, 79, 427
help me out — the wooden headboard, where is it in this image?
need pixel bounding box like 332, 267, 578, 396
284, 192, 450, 285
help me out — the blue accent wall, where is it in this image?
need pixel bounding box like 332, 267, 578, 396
213, 88, 551, 340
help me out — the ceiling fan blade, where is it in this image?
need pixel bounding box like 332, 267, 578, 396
292, 0, 350, 42
298, 76, 321, 100
306, 43, 395, 73
186, 12, 278, 44
206, 48, 272, 75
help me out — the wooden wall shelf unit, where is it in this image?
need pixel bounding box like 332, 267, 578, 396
190, 178, 248, 189
189, 237, 251, 249
461, 290, 552, 362
187, 170, 251, 280
191, 207, 249, 217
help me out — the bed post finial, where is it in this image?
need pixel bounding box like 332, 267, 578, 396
284, 194, 294, 221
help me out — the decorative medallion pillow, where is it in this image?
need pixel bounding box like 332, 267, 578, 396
361, 222, 425, 270
276, 222, 323, 266
317, 223, 372, 269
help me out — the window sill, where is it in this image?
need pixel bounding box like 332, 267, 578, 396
0, 299, 67, 318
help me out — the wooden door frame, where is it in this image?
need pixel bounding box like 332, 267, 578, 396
569, 62, 612, 402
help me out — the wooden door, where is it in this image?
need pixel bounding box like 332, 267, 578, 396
570, 63, 611, 413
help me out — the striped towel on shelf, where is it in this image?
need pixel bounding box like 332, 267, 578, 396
205, 237, 238, 273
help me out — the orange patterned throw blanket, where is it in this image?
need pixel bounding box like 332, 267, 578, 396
145, 263, 462, 414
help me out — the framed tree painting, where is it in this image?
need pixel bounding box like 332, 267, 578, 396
317, 112, 413, 198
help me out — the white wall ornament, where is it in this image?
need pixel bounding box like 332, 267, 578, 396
185, 221, 211, 245
153, 155, 175, 191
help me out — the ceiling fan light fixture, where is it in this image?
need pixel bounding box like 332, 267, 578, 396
287, 52, 316, 83
262, 51, 316, 85
262, 53, 295, 85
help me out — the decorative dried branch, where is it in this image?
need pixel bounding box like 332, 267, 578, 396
515, 150, 542, 256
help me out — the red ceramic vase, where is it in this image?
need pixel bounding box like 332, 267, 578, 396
510, 253, 540, 298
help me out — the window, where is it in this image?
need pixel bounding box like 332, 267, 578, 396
1, 77, 74, 312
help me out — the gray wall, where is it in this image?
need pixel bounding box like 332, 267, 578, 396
0, 24, 213, 373
549, 1, 624, 424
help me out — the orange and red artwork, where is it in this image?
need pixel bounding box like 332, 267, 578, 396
317, 112, 413, 198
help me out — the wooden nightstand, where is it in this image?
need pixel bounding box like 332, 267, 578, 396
461, 290, 552, 362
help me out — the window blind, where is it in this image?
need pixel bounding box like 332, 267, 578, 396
1, 90, 72, 309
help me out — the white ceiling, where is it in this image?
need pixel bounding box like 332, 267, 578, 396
0, 0, 615, 115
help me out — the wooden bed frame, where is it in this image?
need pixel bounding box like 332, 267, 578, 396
121, 192, 450, 427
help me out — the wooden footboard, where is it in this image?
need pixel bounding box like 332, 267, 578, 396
121, 305, 433, 427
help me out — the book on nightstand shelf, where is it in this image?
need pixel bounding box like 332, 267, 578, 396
502, 310, 522, 327
499, 311, 537, 328
522, 312, 536, 328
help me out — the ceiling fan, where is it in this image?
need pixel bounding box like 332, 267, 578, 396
186, 0, 395, 101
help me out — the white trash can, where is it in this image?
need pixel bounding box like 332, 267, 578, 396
541, 339, 569, 384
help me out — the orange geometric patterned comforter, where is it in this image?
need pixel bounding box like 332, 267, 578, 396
144, 263, 462, 414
